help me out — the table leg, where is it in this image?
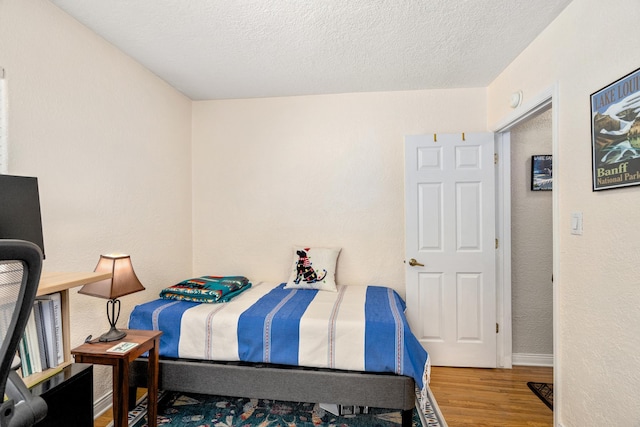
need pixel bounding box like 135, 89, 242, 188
113, 360, 129, 427
147, 338, 160, 427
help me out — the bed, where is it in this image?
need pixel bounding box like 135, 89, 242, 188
126, 280, 430, 427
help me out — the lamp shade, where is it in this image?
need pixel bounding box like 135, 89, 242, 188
78, 254, 145, 299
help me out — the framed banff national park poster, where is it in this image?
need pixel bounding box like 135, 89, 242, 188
591, 67, 640, 191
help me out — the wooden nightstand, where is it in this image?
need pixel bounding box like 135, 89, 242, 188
71, 329, 162, 427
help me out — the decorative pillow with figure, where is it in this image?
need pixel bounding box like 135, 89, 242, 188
284, 246, 340, 292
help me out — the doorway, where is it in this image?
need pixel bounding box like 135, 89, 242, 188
509, 107, 554, 366
493, 84, 559, 426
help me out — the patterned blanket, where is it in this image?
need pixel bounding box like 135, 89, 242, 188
130, 282, 430, 406
159, 275, 251, 303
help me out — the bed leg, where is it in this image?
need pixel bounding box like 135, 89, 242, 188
401, 408, 413, 427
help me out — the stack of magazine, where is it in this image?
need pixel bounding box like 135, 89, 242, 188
18, 292, 64, 376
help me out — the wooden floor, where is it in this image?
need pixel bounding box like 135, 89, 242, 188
94, 403, 114, 427
429, 365, 553, 427
94, 366, 553, 427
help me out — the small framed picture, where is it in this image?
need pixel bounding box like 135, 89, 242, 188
531, 155, 552, 191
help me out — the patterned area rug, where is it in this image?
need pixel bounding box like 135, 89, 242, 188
118, 388, 446, 427
527, 382, 553, 410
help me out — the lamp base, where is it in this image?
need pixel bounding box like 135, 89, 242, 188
98, 298, 127, 342
98, 326, 127, 342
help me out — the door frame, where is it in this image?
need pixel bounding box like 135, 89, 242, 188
491, 83, 559, 371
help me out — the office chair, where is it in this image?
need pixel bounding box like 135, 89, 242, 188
0, 240, 48, 427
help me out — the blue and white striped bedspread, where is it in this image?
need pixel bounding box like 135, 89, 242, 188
129, 282, 430, 399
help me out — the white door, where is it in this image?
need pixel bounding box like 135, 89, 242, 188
404, 132, 496, 367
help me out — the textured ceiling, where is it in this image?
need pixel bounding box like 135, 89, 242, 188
49, 0, 572, 100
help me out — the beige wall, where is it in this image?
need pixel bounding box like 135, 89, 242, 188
489, 0, 640, 425
192, 90, 487, 297
0, 0, 193, 403
510, 108, 553, 357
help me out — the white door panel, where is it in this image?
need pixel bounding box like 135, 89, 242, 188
405, 132, 496, 367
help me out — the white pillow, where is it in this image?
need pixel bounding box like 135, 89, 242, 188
284, 246, 341, 292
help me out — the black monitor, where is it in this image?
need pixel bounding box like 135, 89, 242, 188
0, 174, 45, 259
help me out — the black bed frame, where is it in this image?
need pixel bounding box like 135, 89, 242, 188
129, 357, 417, 427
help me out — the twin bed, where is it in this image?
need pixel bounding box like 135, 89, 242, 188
126, 279, 430, 427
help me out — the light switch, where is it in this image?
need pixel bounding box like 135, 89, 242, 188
571, 212, 583, 235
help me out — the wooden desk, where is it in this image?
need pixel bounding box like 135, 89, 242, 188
71, 329, 162, 427
38, 271, 112, 295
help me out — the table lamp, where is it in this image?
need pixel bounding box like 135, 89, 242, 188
78, 254, 145, 342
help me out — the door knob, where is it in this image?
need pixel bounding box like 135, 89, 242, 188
408, 258, 424, 267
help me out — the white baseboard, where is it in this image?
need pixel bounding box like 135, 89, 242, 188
512, 352, 553, 367
93, 391, 113, 419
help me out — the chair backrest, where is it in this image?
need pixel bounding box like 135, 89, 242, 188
0, 240, 47, 427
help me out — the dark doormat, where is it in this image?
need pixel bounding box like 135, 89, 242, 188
527, 382, 553, 410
